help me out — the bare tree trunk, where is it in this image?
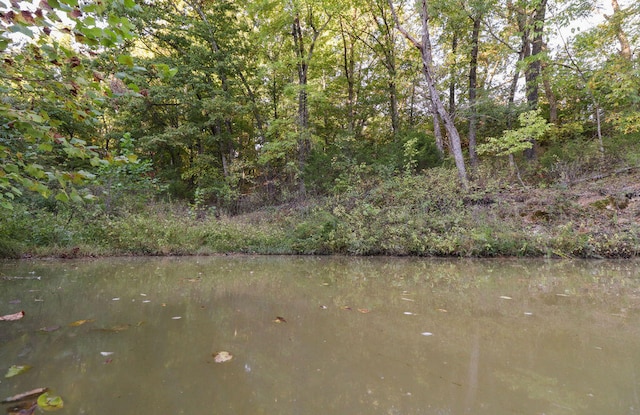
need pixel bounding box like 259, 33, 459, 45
541, 60, 558, 124
389, 0, 468, 189
449, 34, 457, 116
610, 0, 632, 60
429, 98, 445, 156
291, 12, 330, 196
339, 18, 356, 134
468, 15, 481, 171
523, 0, 547, 160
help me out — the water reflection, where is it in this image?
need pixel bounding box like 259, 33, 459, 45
1, 257, 639, 414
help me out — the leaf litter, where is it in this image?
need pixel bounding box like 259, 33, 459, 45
0, 311, 25, 321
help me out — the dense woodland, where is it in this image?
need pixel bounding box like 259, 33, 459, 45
0, 0, 639, 258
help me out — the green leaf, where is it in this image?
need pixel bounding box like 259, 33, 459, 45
55, 192, 69, 203
117, 55, 134, 67
5, 365, 32, 378
37, 392, 64, 411
123, 0, 135, 8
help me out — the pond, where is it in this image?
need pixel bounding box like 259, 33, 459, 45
1, 256, 640, 414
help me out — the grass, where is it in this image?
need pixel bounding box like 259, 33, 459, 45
2, 166, 640, 259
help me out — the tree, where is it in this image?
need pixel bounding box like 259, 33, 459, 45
0, 0, 137, 210
388, 0, 469, 189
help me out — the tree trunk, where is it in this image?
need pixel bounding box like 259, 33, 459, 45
292, 14, 310, 195
468, 15, 481, 171
389, 0, 468, 189
291, 11, 331, 196
339, 19, 356, 134
541, 60, 558, 124
449, 34, 457, 117
523, 0, 547, 160
610, 0, 632, 60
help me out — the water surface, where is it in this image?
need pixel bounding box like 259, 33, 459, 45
1, 256, 639, 414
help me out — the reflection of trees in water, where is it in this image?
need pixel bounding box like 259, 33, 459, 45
1, 257, 640, 414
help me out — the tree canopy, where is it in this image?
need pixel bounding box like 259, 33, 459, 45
1, 0, 639, 212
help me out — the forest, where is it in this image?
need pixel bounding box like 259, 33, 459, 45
0, 0, 639, 258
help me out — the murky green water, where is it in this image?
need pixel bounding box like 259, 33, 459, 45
1, 256, 640, 414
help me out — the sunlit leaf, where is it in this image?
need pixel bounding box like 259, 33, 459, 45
68, 319, 93, 327
213, 351, 233, 363
5, 365, 32, 378
0, 311, 25, 321
117, 54, 134, 67
36, 392, 63, 411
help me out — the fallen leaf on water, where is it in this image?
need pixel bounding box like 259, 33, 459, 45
94, 324, 130, 332
38, 326, 60, 333
68, 319, 93, 327
357, 308, 370, 314
499, 296, 512, 300
273, 316, 287, 323
0, 311, 25, 321
213, 351, 233, 363
36, 392, 64, 411
5, 365, 32, 378
1, 388, 48, 404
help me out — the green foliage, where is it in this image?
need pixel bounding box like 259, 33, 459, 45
478, 110, 551, 157
0, 0, 138, 211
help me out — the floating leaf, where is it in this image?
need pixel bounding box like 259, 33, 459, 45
94, 324, 130, 332
273, 316, 287, 323
213, 351, 233, 363
0, 311, 25, 321
38, 325, 60, 332
5, 365, 32, 378
36, 392, 63, 411
68, 319, 93, 327
1, 388, 48, 404
357, 308, 370, 314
